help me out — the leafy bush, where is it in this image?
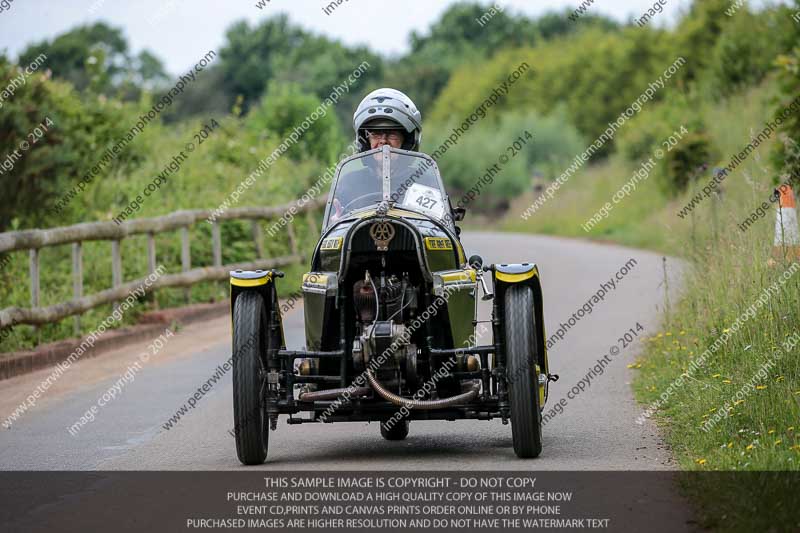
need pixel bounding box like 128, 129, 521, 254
426, 110, 583, 210
431, 27, 673, 156
617, 93, 716, 195
668, 0, 730, 85
246, 83, 345, 165
0, 57, 144, 231
771, 37, 800, 184
704, 7, 795, 97
660, 130, 716, 195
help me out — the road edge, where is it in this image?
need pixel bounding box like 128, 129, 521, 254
0, 301, 230, 382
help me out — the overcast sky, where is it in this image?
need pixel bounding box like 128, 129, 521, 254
0, 0, 749, 74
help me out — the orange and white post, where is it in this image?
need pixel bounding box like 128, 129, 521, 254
774, 185, 800, 260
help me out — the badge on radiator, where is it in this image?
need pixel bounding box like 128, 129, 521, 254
370, 221, 395, 251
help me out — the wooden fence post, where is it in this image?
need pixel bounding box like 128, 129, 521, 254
72, 242, 82, 336
287, 221, 298, 258
212, 223, 222, 267
211, 222, 224, 302
252, 221, 264, 259
29, 248, 40, 343
147, 233, 158, 310
181, 227, 191, 304
29, 249, 39, 308
111, 240, 122, 313
305, 209, 319, 240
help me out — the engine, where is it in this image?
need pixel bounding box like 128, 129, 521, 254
351, 270, 422, 389
301, 217, 482, 408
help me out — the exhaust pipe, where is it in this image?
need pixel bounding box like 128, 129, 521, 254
367, 369, 481, 409
298, 386, 371, 402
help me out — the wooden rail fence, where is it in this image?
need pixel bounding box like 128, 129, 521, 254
0, 198, 325, 333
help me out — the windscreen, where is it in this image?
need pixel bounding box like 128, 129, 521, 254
326, 149, 447, 226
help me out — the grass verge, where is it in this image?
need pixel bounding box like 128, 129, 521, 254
502, 81, 800, 529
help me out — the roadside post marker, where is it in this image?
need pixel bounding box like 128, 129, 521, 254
773, 185, 800, 261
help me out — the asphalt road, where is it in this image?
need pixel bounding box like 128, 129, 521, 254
0, 231, 698, 531
0, 232, 685, 473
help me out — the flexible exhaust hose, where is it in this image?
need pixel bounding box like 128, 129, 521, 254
367, 369, 481, 410
298, 386, 371, 402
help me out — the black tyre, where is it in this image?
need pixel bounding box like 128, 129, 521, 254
380, 419, 410, 440
504, 284, 542, 458
232, 291, 269, 465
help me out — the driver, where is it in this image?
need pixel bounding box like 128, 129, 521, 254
330, 89, 422, 221
353, 88, 422, 153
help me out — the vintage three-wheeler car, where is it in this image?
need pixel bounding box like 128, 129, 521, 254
229, 145, 555, 464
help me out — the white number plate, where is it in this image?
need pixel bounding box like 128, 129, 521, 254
402, 184, 444, 218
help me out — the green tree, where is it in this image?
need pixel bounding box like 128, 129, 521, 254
431, 26, 670, 156
0, 57, 144, 231
217, 15, 384, 129
534, 9, 618, 39
771, 1, 800, 184
271, 37, 383, 128
18, 22, 167, 97
705, 6, 796, 97
671, 0, 731, 85
134, 50, 171, 89
218, 16, 307, 108
396, 3, 617, 113
246, 84, 345, 165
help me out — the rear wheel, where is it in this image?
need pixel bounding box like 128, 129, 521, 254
380, 419, 410, 440
232, 292, 269, 465
504, 285, 542, 458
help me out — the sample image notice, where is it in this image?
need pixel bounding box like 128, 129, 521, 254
190, 474, 601, 531
2, 0, 800, 532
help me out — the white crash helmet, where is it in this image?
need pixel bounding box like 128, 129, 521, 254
353, 88, 422, 152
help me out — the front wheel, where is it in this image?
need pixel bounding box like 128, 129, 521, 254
504, 285, 542, 458
232, 292, 269, 465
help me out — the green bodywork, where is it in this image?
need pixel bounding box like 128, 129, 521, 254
303, 207, 477, 349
